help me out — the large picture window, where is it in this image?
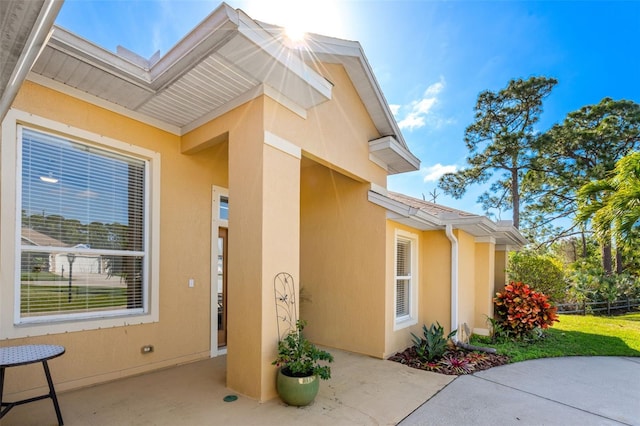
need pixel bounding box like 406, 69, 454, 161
18, 127, 148, 322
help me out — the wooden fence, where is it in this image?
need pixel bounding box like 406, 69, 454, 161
557, 298, 640, 315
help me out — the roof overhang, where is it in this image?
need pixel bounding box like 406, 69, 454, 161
28, 3, 333, 132
369, 136, 420, 174
368, 190, 528, 247
5, 2, 420, 176
299, 33, 420, 174
0, 0, 63, 122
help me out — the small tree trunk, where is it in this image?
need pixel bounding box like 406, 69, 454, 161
511, 168, 520, 229
615, 248, 624, 274
602, 242, 613, 275
581, 231, 588, 259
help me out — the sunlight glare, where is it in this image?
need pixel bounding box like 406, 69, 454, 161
238, 0, 347, 41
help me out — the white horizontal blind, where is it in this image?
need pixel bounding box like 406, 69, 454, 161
19, 127, 147, 321
396, 237, 411, 318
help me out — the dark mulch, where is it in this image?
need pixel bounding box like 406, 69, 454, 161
388, 346, 510, 375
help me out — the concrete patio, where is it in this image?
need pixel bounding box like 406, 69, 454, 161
1, 348, 453, 425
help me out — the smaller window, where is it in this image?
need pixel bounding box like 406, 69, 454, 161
219, 196, 229, 221
394, 230, 418, 329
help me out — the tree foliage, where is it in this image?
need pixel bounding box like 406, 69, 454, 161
439, 76, 557, 228
525, 98, 640, 245
577, 152, 640, 245
507, 250, 566, 302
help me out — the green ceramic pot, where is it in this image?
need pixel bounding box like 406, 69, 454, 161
276, 368, 320, 406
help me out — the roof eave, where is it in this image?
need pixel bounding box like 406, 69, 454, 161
0, 0, 63, 122
369, 136, 420, 174
302, 33, 418, 165
371, 190, 528, 248
368, 190, 442, 230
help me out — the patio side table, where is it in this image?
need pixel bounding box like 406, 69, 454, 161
0, 344, 65, 425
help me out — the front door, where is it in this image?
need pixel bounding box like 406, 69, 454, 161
217, 227, 228, 347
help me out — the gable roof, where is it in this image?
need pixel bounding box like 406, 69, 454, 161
369, 190, 528, 247
3, 1, 419, 174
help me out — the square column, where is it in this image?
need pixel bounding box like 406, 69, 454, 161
227, 127, 301, 401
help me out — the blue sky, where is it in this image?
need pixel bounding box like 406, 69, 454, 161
55, 0, 640, 217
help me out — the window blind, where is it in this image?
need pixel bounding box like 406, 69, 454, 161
396, 238, 411, 317
19, 128, 147, 320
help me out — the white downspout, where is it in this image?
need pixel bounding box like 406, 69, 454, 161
445, 224, 459, 342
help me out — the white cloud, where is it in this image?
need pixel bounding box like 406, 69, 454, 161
389, 104, 400, 116
425, 80, 445, 96
422, 163, 457, 182
396, 77, 447, 131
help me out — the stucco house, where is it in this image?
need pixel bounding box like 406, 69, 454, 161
1, 1, 525, 402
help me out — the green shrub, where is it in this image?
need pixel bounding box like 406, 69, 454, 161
508, 251, 567, 302
494, 282, 559, 339
411, 322, 457, 361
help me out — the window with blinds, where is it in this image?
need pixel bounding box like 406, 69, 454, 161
395, 237, 411, 319
18, 127, 148, 322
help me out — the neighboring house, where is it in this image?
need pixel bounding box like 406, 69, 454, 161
0, 1, 525, 402
21, 227, 68, 273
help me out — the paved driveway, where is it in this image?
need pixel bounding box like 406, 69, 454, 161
400, 356, 640, 426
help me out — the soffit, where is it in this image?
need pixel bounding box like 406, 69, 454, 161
0, 0, 43, 99
0, 0, 62, 122
28, 3, 332, 131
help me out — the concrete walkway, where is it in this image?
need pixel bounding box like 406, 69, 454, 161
400, 356, 640, 426
1, 348, 453, 426
4, 353, 638, 425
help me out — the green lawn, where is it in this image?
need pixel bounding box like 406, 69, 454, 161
21, 284, 128, 314
471, 313, 640, 362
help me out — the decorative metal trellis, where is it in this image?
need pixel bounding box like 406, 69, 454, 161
274, 272, 297, 341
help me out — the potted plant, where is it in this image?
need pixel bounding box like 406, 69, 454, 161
272, 320, 333, 406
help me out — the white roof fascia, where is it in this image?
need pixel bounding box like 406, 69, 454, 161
48, 27, 153, 86
441, 215, 497, 234
0, 0, 63, 122
369, 135, 421, 174
373, 190, 527, 248
495, 223, 529, 247
303, 33, 409, 149
27, 72, 182, 135
368, 190, 442, 230
148, 4, 240, 87
236, 13, 332, 103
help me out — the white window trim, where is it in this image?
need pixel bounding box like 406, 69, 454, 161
394, 229, 419, 330
1, 109, 161, 339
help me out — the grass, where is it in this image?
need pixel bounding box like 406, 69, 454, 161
21, 284, 129, 314
21, 271, 66, 281
470, 312, 640, 362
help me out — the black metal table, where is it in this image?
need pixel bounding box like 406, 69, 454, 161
0, 344, 65, 425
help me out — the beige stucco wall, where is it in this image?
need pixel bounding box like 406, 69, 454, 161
383, 222, 455, 358
265, 63, 387, 187
454, 230, 475, 340
495, 248, 509, 293
3, 81, 229, 399
381, 223, 506, 356
300, 162, 386, 357
2, 58, 398, 402
473, 240, 496, 336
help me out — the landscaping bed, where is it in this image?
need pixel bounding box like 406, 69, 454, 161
389, 346, 510, 375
